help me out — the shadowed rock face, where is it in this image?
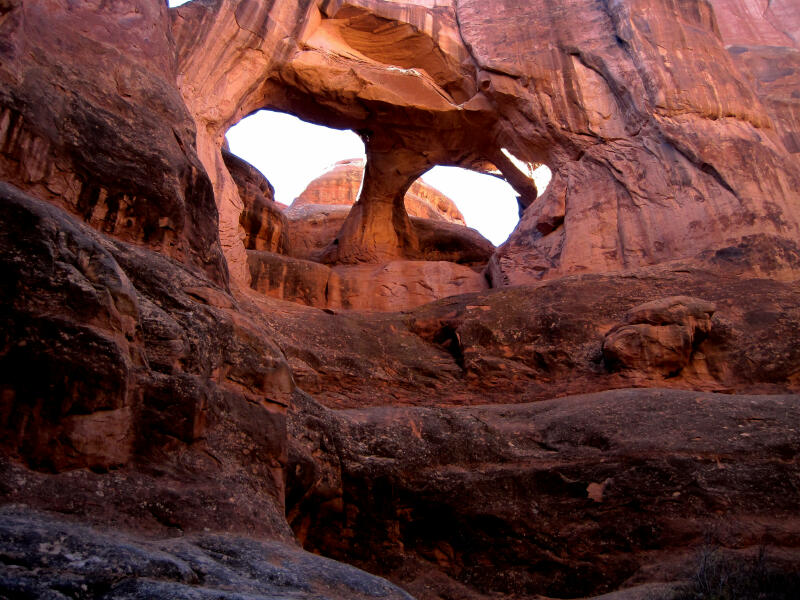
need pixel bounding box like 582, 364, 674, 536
1, 1, 800, 600
0, 0, 227, 285
0, 507, 415, 600
223, 149, 289, 254
0, 182, 292, 538
288, 388, 800, 599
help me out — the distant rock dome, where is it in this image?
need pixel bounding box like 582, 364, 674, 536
289, 159, 466, 225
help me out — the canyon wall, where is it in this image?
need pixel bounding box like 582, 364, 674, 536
0, 1, 799, 599
170, 0, 800, 286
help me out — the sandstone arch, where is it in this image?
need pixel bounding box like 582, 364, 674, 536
172, 0, 800, 288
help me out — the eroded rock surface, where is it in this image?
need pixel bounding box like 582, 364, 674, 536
0, 0, 227, 284
0, 507, 414, 600
254, 258, 800, 408
172, 0, 800, 285
288, 388, 800, 599
2, 1, 800, 600
0, 183, 292, 538
223, 149, 289, 254
248, 251, 487, 312
603, 296, 716, 376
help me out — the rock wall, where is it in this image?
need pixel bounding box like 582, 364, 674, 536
0, 0, 227, 285
2, 1, 800, 600
223, 149, 289, 254
289, 388, 800, 599
171, 0, 800, 286
0, 182, 292, 538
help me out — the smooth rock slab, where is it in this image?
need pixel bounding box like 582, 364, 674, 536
0, 507, 416, 600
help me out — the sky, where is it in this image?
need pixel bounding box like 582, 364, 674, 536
227, 111, 551, 246
169, 0, 551, 246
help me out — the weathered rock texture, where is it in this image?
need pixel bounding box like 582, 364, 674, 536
172, 0, 800, 286
223, 149, 289, 254
0, 0, 226, 284
248, 252, 488, 311
602, 296, 716, 377
289, 388, 800, 599
2, 1, 800, 600
251, 255, 800, 408
0, 507, 414, 600
0, 182, 292, 537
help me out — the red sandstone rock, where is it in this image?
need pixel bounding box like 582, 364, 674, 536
0, 0, 226, 284
603, 296, 716, 376
292, 159, 466, 225
0, 182, 292, 537
247, 249, 487, 312
172, 0, 800, 284
255, 257, 800, 408
289, 387, 800, 599
2, 2, 800, 600
223, 149, 289, 254
285, 204, 352, 261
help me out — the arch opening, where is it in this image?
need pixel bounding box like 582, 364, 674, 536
419, 164, 552, 247
221, 110, 553, 311
224, 110, 551, 247
226, 110, 366, 209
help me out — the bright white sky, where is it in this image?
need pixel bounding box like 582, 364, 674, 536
169, 1, 551, 246
227, 111, 551, 246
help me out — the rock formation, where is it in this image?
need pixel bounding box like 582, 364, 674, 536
170, 0, 800, 286
284, 158, 475, 261
224, 148, 289, 254
1, 0, 800, 599
241, 158, 493, 311
292, 158, 466, 224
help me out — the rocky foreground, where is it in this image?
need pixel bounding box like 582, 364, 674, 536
1, 0, 800, 599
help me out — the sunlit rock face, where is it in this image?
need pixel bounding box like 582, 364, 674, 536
284, 158, 473, 263
172, 0, 800, 287
235, 157, 493, 311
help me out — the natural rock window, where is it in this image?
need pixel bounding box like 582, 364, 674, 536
224, 110, 512, 312
226, 110, 366, 209
421, 163, 552, 246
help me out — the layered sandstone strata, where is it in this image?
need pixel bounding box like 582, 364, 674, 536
171, 0, 800, 285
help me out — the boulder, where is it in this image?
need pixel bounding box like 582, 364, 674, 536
603, 297, 717, 376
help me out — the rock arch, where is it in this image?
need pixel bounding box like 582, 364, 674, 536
171, 0, 800, 288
